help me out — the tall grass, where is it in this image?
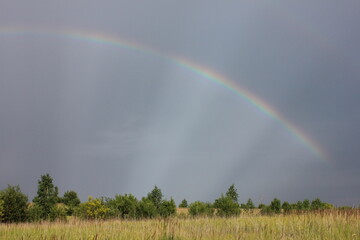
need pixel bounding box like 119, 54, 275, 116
0, 210, 359, 239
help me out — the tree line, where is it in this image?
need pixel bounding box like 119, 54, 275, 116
0, 173, 350, 223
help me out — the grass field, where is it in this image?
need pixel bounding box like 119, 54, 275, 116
1, 210, 359, 240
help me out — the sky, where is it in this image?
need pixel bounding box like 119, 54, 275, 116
0, 0, 359, 206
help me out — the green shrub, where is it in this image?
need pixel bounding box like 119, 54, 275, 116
189, 201, 214, 217
147, 186, 163, 210
0, 185, 28, 222
75, 196, 110, 220
303, 199, 311, 210
178, 199, 188, 208
311, 198, 324, 210
27, 203, 43, 222
214, 195, 240, 217
159, 198, 176, 217
108, 194, 138, 219
270, 198, 281, 214
137, 197, 158, 218
0, 199, 4, 222
282, 201, 291, 213
62, 190, 80, 216
49, 203, 67, 222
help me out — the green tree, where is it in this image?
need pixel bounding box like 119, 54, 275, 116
108, 194, 138, 219
270, 198, 281, 214
225, 184, 239, 203
27, 203, 43, 222
303, 199, 311, 210
258, 203, 266, 209
179, 199, 188, 208
260, 205, 273, 215
33, 173, 59, 219
214, 194, 240, 217
77, 196, 109, 220
246, 198, 255, 209
188, 201, 214, 217
147, 186, 163, 210
159, 198, 176, 217
49, 203, 67, 222
311, 198, 323, 210
282, 201, 291, 213
0, 199, 4, 222
0, 185, 28, 222
62, 190, 81, 216
137, 197, 158, 218
296, 200, 303, 211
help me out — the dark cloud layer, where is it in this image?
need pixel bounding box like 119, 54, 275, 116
0, 1, 359, 206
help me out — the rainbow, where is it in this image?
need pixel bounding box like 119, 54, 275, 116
0, 27, 327, 160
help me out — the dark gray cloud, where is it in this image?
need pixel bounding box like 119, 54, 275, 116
0, 0, 359, 206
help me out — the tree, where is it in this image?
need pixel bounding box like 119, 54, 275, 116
27, 203, 43, 222
214, 194, 240, 217
258, 203, 266, 209
62, 190, 81, 216
0, 185, 28, 222
137, 197, 158, 218
33, 173, 59, 219
49, 203, 67, 222
159, 198, 176, 217
303, 199, 311, 210
0, 199, 4, 222
108, 194, 138, 219
295, 200, 303, 211
270, 198, 281, 214
311, 198, 323, 210
245, 198, 255, 209
179, 199, 188, 208
188, 201, 214, 217
282, 201, 291, 213
147, 186, 163, 209
76, 196, 109, 220
226, 184, 239, 203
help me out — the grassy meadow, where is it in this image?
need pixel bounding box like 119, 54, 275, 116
1, 210, 359, 240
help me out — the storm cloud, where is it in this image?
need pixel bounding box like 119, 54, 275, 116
0, 0, 359, 206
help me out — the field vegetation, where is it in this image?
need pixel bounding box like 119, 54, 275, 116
1, 210, 359, 239
1, 174, 359, 239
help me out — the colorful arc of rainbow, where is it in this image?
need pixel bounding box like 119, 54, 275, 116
0, 27, 327, 160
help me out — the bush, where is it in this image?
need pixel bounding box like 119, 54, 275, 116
178, 199, 188, 208
303, 199, 311, 210
311, 198, 324, 210
282, 201, 291, 213
0, 185, 28, 222
295, 200, 303, 211
147, 186, 163, 210
270, 198, 281, 214
189, 201, 214, 217
27, 203, 43, 222
214, 195, 240, 217
260, 205, 273, 215
241, 198, 255, 210
49, 203, 67, 222
0, 199, 4, 222
258, 203, 266, 209
137, 197, 158, 219
62, 190, 80, 216
76, 196, 110, 220
159, 198, 176, 217
108, 194, 138, 219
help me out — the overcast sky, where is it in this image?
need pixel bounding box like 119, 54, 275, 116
0, 1, 359, 206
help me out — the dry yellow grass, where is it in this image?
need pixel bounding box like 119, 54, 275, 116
0, 210, 359, 239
